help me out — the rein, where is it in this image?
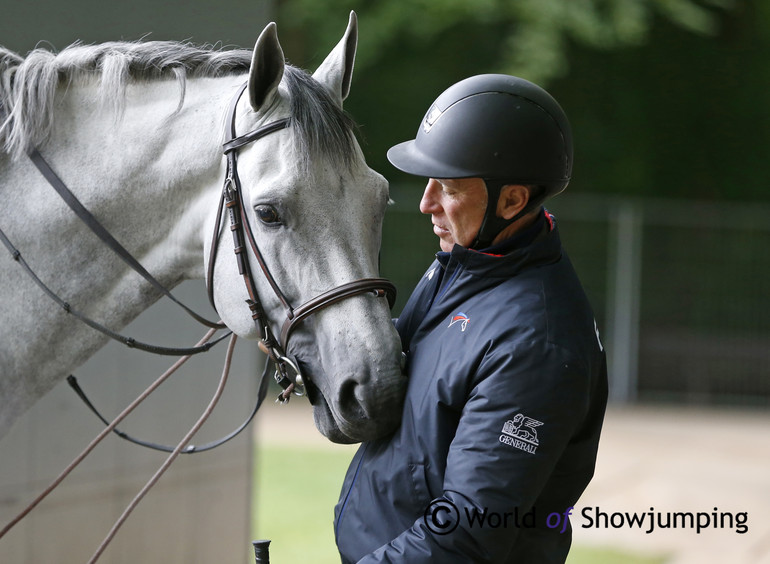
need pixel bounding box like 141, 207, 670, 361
0, 327, 225, 540
0, 142, 230, 355
65, 357, 270, 454
27, 146, 226, 331
0, 226, 231, 356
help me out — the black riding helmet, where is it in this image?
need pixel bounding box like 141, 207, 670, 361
387, 74, 573, 249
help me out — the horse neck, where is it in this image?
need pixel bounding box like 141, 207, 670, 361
0, 76, 246, 437
13, 75, 239, 345
44, 76, 236, 288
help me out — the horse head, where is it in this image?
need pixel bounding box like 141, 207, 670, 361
206, 13, 407, 443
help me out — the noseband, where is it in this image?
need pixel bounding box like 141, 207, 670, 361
206, 82, 396, 401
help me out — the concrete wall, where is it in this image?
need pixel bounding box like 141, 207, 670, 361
0, 283, 260, 563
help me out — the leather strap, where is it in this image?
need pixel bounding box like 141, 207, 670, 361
66, 353, 269, 453
223, 118, 290, 154
0, 225, 230, 356
280, 278, 396, 349
27, 147, 225, 329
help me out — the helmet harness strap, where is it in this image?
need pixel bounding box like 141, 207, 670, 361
471, 180, 544, 250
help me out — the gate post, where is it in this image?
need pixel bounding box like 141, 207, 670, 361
606, 200, 643, 403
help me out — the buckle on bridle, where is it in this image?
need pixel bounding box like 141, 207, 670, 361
224, 177, 237, 205
273, 354, 305, 404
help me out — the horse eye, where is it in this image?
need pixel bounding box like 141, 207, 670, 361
255, 205, 281, 225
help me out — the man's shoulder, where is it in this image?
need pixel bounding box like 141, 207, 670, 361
460, 255, 599, 349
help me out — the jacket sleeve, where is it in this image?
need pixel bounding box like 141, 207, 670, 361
356, 341, 597, 564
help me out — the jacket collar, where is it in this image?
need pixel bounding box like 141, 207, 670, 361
436, 209, 560, 278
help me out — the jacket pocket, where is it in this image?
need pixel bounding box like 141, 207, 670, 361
409, 462, 434, 506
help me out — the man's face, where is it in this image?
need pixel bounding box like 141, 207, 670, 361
419, 178, 487, 252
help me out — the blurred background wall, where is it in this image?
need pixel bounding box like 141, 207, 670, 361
0, 284, 261, 563
0, 3, 273, 562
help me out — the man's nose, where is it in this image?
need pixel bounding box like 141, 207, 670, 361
419, 178, 441, 215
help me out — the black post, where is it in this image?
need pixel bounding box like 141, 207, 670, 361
253, 539, 271, 563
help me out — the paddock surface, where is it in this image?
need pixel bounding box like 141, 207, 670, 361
254, 401, 770, 564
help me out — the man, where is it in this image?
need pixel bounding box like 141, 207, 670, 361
334, 74, 608, 563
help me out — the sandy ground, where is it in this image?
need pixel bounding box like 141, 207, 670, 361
254, 401, 770, 564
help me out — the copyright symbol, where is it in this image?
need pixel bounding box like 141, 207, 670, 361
423, 499, 460, 535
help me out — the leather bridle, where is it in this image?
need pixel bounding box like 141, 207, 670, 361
206, 82, 396, 401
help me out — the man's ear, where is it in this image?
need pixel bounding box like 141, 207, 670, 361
497, 185, 531, 220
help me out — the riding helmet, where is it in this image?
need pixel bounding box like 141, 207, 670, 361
387, 74, 573, 247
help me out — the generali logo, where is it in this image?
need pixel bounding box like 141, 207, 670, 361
500, 414, 543, 454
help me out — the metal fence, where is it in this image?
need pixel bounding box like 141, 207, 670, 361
381, 189, 770, 408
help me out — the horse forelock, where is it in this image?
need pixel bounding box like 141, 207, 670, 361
281, 65, 358, 176
0, 41, 360, 173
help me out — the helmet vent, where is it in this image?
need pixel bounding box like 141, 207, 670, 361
423, 104, 443, 133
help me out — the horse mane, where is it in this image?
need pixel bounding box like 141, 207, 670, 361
0, 40, 357, 170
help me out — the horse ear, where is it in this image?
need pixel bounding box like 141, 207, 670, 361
248, 22, 286, 112
312, 11, 358, 106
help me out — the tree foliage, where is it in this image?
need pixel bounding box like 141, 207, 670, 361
276, 0, 769, 203
279, 0, 734, 84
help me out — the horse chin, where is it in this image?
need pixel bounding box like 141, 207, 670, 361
303, 376, 359, 444
298, 361, 404, 445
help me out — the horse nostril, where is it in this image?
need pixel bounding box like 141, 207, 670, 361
337, 379, 367, 420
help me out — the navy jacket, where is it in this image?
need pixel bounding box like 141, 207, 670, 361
335, 213, 608, 563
